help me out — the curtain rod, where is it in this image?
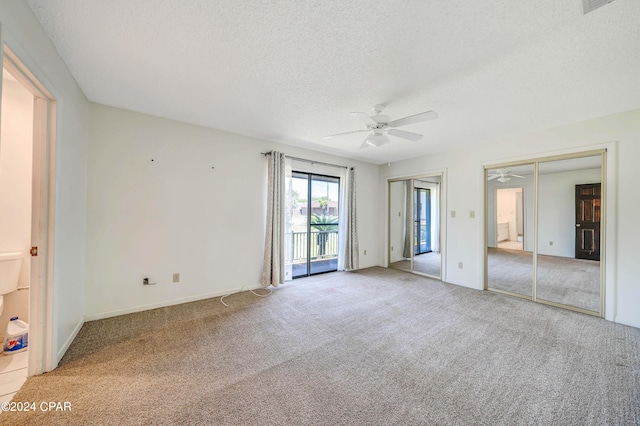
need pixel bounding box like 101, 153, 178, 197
261, 151, 349, 170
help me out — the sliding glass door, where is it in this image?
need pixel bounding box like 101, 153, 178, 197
289, 172, 340, 278
414, 188, 431, 255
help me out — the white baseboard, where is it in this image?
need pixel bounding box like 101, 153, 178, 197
56, 317, 84, 365
614, 315, 640, 329
84, 285, 263, 322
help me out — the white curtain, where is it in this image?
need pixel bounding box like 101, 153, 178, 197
338, 167, 359, 271
283, 161, 293, 281
262, 151, 286, 286
402, 179, 413, 259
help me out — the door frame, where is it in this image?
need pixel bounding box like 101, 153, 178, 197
1, 43, 57, 375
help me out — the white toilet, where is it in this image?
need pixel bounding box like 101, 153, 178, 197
0, 252, 22, 316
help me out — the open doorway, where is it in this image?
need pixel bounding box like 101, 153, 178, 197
0, 46, 56, 395
0, 64, 34, 401
496, 187, 524, 251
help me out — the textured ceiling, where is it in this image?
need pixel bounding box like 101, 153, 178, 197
27, 0, 640, 164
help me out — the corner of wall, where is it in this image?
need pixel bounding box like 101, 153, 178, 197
56, 316, 85, 366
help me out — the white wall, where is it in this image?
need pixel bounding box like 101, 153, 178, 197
0, 2, 90, 366
85, 104, 379, 319
0, 72, 33, 332
538, 168, 601, 257
380, 108, 640, 328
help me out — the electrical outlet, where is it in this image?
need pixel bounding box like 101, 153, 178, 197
451, 210, 456, 218
363, 249, 367, 255
469, 210, 475, 218
549, 241, 554, 246
173, 273, 180, 283
458, 262, 463, 269
391, 246, 394, 251
398, 211, 401, 217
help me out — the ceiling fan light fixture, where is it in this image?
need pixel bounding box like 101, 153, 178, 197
497, 176, 511, 183
365, 133, 389, 147
326, 104, 438, 150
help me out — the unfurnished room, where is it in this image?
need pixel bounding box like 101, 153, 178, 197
0, 1, 639, 425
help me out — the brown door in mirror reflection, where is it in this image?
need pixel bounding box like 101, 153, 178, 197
575, 183, 600, 261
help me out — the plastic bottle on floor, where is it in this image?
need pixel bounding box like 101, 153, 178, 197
3, 317, 28, 355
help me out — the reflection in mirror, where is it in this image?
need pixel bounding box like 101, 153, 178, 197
389, 180, 412, 271
536, 156, 602, 313
486, 164, 535, 297
412, 177, 441, 277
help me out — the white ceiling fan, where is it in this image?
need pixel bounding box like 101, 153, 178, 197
323, 104, 438, 149
487, 169, 525, 183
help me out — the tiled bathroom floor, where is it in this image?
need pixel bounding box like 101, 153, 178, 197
498, 240, 524, 250
0, 350, 28, 403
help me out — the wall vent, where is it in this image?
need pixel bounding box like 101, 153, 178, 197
582, 0, 616, 14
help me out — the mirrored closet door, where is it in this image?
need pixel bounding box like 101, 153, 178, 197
536, 155, 602, 313
388, 175, 442, 279
486, 163, 534, 298
484, 151, 605, 316
389, 180, 412, 272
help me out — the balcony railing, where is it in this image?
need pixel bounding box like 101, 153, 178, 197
287, 230, 339, 263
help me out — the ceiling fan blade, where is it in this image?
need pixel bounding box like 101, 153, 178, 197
323, 129, 370, 139
487, 175, 500, 180
388, 129, 423, 142
350, 112, 376, 126
511, 174, 525, 178
389, 111, 438, 127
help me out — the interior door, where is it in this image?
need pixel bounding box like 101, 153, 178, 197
575, 183, 601, 261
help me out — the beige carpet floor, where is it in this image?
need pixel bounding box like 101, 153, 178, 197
3, 267, 639, 425
487, 248, 600, 311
